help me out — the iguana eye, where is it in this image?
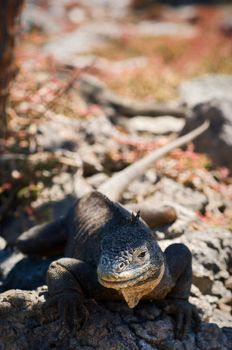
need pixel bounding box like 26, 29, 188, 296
137, 251, 147, 259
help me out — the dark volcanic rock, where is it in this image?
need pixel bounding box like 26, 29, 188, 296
179, 75, 232, 171
0, 287, 231, 350
0, 228, 231, 349
180, 100, 232, 171
160, 228, 232, 327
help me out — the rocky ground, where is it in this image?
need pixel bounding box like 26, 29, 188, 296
0, 287, 231, 350
0, 1, 232, 349
0, 226, 231, 350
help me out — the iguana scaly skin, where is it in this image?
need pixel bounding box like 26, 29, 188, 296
14, 121, 208, 338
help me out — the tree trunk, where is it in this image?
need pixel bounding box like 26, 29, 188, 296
0, 0, 24, 137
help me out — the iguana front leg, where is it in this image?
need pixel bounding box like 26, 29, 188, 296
160, 243, 201, 339
45, 258, 119, 329
45, 258, 88, 329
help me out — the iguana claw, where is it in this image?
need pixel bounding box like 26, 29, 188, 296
163, 299, 201, 339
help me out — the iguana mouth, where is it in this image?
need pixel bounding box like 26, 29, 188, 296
99, 272, 146, 288
99, 263, 165, 309
98, 265, 163, 289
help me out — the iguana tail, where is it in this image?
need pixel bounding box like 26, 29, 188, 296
13, 121, 209, 256
14, 217, 68, 256
98, 120, 209, 202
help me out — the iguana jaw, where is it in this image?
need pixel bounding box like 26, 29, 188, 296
98, 262, 165, 291
98, 270, 149, 289
98, 263, 165, 308
121, 263, 165, 308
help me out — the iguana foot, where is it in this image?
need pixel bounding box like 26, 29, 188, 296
43, 291, 89, 331
161, 299, 201, 339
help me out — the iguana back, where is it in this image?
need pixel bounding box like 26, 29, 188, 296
14, 121, 209, 257
64, 191, 147, 266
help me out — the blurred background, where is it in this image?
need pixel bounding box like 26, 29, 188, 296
19, 0, 232, 101
0, 0, 232, 243
0, 0, 232, 317
0, 1, 232, 339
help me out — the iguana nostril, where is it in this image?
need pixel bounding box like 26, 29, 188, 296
116, 262, 126, 272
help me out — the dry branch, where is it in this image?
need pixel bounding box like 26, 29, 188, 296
99, 120, 209, 201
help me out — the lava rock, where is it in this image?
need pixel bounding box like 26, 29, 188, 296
0, 287, 231, 350
180, 99, 232, 171
160, 228, 232, 327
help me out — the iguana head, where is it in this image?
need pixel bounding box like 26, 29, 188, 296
97, 213, 164, 308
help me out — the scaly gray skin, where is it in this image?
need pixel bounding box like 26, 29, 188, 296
13, 122, 208, 338
43, 192, 200, 339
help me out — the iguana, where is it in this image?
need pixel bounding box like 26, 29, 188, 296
14, 121, 208, 339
